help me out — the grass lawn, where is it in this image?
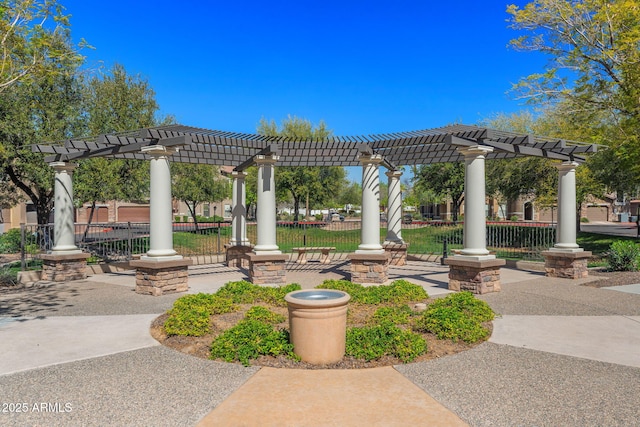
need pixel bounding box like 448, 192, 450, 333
577, 232, 639, 256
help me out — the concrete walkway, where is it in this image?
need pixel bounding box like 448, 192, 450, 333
1, 261, 639, 426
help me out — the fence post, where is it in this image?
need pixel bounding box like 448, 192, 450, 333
441, 239, 448, 265
127, 222, 132, 261
20, 224, 26, 271
303, 221, 307, 247
217, 221, 221, 254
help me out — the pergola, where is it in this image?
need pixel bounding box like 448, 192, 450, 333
33, 124, 597, 293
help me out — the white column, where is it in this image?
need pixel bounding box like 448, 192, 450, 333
141, 145, 181, 261
50, 162, 80, 254
384, 170, 403, 244
553, 161, 582, 251
230, 170, 249, 246
357, 154, 384, 254
458, 146, 493, 259
253, 154, 281, 254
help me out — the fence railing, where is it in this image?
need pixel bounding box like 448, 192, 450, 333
18, 220, 556, 270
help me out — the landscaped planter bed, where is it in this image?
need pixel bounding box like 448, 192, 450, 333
150, 279, 495, 369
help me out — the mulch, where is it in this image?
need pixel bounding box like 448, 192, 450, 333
584, 269, 640, 288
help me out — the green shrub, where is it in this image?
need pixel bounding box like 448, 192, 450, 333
164, 304, 212, 337
0, 228, 22, 253
259, 283, 302, 307
172, 293, 237, 314
0, 266, 19, 286
580, 217, 590, 223
346, 323, 427, 362
196, 215, 224, 223
25, 243, 39, 255
393, 329, 429, 362
608, 240, 640, 271
317, 279, 366, 301
164, 293, 237, 336
244, 306, 285, 324
384, 279, 429, 303
428, 291, 494, 323
372, 305, 412, 325
216, 280, 262, 303
210, 319, 296, 366
510, 215, 519, 221
415, 291, 494, 343
317, 279, 427, 305
416, 305, 489, 343
215, 280, 301, 306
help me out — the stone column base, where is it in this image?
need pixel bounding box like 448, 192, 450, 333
445, 257, 506, 294
248, 253, 288, 285
542, 250, 592, 279
129, 258, 193, 296
225, 244, 253, 268
383, 242, 408, 266
40, 252, 91, 282
348, 253, 391, 284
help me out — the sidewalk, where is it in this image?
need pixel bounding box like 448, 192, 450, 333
1, 261, 639, 426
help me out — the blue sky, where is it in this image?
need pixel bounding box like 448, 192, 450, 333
62, 0, 543, 181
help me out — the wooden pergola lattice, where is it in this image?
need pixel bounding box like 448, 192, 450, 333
32, 123, 598, 169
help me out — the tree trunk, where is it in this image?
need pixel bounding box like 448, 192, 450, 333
187, 201, 199, 232
293, 194, 301, 222
576, 206, 582, 233
83, 201, 97, 241
451, 193, 464, 223
5, 165, 53, 225
452, 199, 460, 222
305, 192, 309, 221
36, 198, 52, 226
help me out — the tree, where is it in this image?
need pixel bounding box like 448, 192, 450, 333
414, 163, 465, 221
507, 0, 640, 177
0, 35, 84, 225
483, 112, 557, 213
244, 165, 258, 220
336, 182, 361, 211
257, 116, 345, 221
0, 0, 85, 92
74, 64, 160, 226
379, 181, 388, 212
407, 183, 445, 219
484, 109, 606, 230
171, 163, 228, 231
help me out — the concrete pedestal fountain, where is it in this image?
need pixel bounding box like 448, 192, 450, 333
285, 290, 351, 365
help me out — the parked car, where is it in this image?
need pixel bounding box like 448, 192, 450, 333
403, 214, 413, 224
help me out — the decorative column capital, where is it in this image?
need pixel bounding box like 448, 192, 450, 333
457, 145, 494, 159
255, 154, 279, 165
385, 169, 403, 179
358, 154, 383, 165
231, 170, 248, 180
49, 162, 77, 173
555, 161, 580, 172
141, 145, 178, 157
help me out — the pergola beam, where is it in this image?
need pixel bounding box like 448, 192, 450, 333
41, 135, 191, 163
33, 123, 600, 168
233, 144, 280, 172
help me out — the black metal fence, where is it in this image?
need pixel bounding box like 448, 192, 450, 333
18, 220, 555, 270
